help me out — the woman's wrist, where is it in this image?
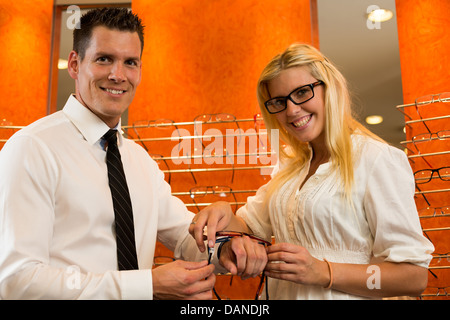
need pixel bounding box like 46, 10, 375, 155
323, 259, 333, 289
316, 259, 332, 289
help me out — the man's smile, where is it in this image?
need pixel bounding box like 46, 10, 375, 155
100, 87, 127, 95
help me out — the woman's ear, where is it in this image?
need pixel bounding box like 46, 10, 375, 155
67, 50, 80, 80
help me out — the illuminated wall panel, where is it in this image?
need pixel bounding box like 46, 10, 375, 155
0, 1, 53, 126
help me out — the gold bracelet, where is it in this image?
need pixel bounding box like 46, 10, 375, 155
323, 259, 333, 289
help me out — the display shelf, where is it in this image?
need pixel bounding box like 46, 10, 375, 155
397, 93, 450, 300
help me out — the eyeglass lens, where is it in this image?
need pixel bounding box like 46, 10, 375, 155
265, 84, 315, 113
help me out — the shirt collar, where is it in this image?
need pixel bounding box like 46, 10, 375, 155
62, 95, 123, 146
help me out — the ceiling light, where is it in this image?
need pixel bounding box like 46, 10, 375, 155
368, 8, 393, 22
58, 59, 68, 70
365, 115, 383, 125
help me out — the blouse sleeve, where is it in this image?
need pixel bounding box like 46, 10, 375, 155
363, 144, 434, 268
236, 182, 273, 242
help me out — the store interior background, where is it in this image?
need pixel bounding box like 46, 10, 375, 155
55, 0, 406, 148
1, 0, 448, 299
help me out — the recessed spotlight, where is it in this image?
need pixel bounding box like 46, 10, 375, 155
365, 115, 383, 125
58, 59, 68, 70
368, 8, 393, 22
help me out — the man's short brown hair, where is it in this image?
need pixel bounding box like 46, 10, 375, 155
73, 7, 144, 60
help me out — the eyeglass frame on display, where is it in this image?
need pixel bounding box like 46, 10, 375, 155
420, 286, 450, 298
414, 166, 450, 184
418, 205, 450, 219
429, 252, 450, 268
414, 92, 450, 134
132, 119, 181, 152
409, 130, 450, 168
193, 113, 241, 183
189, 185, 238, 213
412, 130, 450, 146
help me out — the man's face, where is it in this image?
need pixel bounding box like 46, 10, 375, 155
68, 26, 142, 128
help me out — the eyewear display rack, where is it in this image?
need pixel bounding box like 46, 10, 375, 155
0, 120, 19, 149
0, 114, 275, 300
123, 113, 276, 299
397, 92, 450, 300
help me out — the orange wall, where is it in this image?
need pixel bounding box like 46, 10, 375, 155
396, 0, 450, 299
0, 1, 53, 126
396, 0, 450, 104
130, 0, 316, 122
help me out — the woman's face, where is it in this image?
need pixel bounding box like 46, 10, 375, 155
267, 66, 326, 147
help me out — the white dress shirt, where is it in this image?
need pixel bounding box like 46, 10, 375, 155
238, 135, 434, 299
0, 95, 197, 299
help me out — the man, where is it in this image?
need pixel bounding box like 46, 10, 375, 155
0, 8, 218, 300
0, 7, 267, 300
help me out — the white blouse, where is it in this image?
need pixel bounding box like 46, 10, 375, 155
238, 135, 434, 300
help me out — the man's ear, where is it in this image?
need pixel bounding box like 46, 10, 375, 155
67, 50, 80, 80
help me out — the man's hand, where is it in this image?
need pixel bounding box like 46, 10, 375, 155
152, 260, 216, 300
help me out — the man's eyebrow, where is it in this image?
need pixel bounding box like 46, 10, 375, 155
94, 52, 140, 61
94, 52, 112, 57
126, 56, 141, 62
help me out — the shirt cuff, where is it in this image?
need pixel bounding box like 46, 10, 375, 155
120, 270, 153, 300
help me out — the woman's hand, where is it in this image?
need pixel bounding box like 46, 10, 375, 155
265, 243, 330, 287
188, 201, 234, 253
265, 243, 429, 297
188, 201, 267, 279
219, 236, 268, 280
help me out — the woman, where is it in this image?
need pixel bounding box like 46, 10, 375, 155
190, 43, 433, 299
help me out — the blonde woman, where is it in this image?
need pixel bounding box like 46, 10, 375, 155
190, 44, 434, 299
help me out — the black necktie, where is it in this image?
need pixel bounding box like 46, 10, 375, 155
103, 129, 139, 270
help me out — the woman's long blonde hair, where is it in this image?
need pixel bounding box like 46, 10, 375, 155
257, 43, 383, 204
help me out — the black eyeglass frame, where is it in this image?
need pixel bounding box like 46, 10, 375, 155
264, 80, 324, 114
414, 166, 450, 184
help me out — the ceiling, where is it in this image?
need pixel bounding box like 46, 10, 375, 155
56, 0, 405, 148
317, 0, 404, 149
